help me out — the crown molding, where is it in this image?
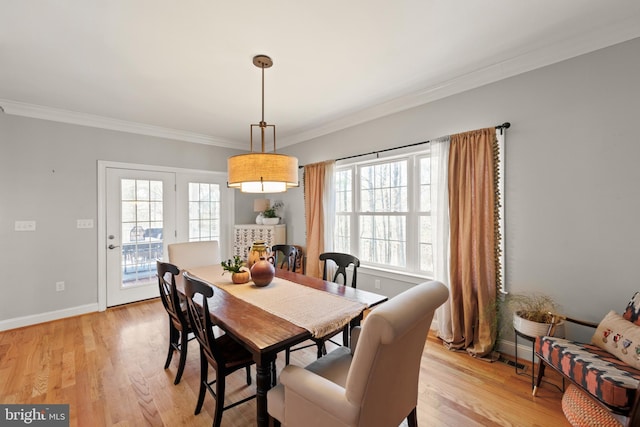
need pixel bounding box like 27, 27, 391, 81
0, 99, 239, 149
2, 21, 639, 149
278, 25, 640, 148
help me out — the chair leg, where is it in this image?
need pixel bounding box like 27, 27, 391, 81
532, 360, 546, 396
407, 407, 418, 427
164, 323, 178, 369
316, 341, 325, 359
213, 369, 226, 427
285, 348, 291, 365
195, 349, 208, 415
246, 365, 252, 386
174, 330, 188, 384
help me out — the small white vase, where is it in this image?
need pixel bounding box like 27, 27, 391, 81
256, 213, 264, 224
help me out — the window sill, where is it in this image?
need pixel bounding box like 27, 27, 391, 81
357, 264, 433, 284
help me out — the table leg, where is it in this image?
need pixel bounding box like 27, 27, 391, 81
256, 357, 274, 427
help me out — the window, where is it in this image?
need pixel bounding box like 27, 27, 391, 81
335, 169, 353, 253
335, 150, 432, 275
188, 182, 221, 242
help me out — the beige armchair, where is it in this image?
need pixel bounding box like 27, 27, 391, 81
267, 280, 449, 427
167, 240, 220, 270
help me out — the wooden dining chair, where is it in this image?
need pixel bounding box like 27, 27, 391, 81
292, 245, 306, 274
156, 260, 193, 385
319, 252, 360, 288
269, 245, 299, 271
182, 272, 256, 427
285, 252, 361, 364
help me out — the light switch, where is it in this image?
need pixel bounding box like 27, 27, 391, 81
77, 219, 94, 229
15, 220, 36, 231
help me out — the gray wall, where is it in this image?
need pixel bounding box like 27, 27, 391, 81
0, 115, 242, 322
279, 37, 640, 330
2, 37, 639, 346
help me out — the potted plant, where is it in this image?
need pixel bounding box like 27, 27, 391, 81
506, 292, 564, 337
221, 256, 250, 284
262, 201, 283, 225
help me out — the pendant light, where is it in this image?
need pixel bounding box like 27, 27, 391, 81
227, 55, 299, 193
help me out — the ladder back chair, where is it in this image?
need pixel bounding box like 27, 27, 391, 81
183, 272, 256, 427
269, 244, 299, 272
320, 252, 360, 288
156, 260, 193, 384
285, 252, 361, 364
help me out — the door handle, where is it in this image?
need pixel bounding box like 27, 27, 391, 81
108, 244, 120, 250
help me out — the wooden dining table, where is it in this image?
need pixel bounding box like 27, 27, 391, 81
176, 265, 388, 427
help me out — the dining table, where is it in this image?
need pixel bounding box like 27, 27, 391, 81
176, 264, 388, 427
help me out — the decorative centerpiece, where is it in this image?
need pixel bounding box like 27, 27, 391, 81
262, 201, 283, 225
248, 240, 270, 268
221, 256, 250, 284
250, 257, 275, 287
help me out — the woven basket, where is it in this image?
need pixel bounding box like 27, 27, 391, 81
562, 384, 622, 427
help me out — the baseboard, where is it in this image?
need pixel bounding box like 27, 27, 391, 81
0, 303, 99, 332
429, 323, 533, 362
497, 338, 537, 362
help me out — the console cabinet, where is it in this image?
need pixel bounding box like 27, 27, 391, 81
233, 224, 286, 259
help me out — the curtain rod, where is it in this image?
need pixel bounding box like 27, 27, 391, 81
299, 122, 510, 168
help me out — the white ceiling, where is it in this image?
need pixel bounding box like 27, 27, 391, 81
2, 1, 640, 150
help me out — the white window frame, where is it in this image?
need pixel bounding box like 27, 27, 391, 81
335, 148, 431, 277
98, 162, 234, 311
176, 171, 234, 254
335, 129, 506, 285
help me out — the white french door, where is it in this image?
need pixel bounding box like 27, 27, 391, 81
105, 168, 176, 306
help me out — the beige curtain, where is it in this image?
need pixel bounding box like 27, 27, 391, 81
445, 128, 498, 358
304, 161, 329, 278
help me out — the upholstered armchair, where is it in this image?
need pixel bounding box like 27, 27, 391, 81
167, 240, 220, 270
267, 280, 449, 427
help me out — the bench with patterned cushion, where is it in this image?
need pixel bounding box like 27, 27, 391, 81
535, 336, 640, 410
533, 292, 640, 427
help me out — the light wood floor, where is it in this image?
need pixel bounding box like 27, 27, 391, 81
0, 299, 570, 427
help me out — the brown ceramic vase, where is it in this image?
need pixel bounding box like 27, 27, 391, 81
250, 257, 275, 287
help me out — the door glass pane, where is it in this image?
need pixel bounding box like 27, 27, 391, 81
121, 179, 164, 287
188, 182, 221, 242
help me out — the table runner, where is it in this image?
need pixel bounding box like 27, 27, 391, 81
188, 265, 367, 338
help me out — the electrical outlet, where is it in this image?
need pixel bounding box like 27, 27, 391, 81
15, 220, 36, 231
374, 279, 381, 289
77, 219, 94, 229
56, 281, 65, 292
